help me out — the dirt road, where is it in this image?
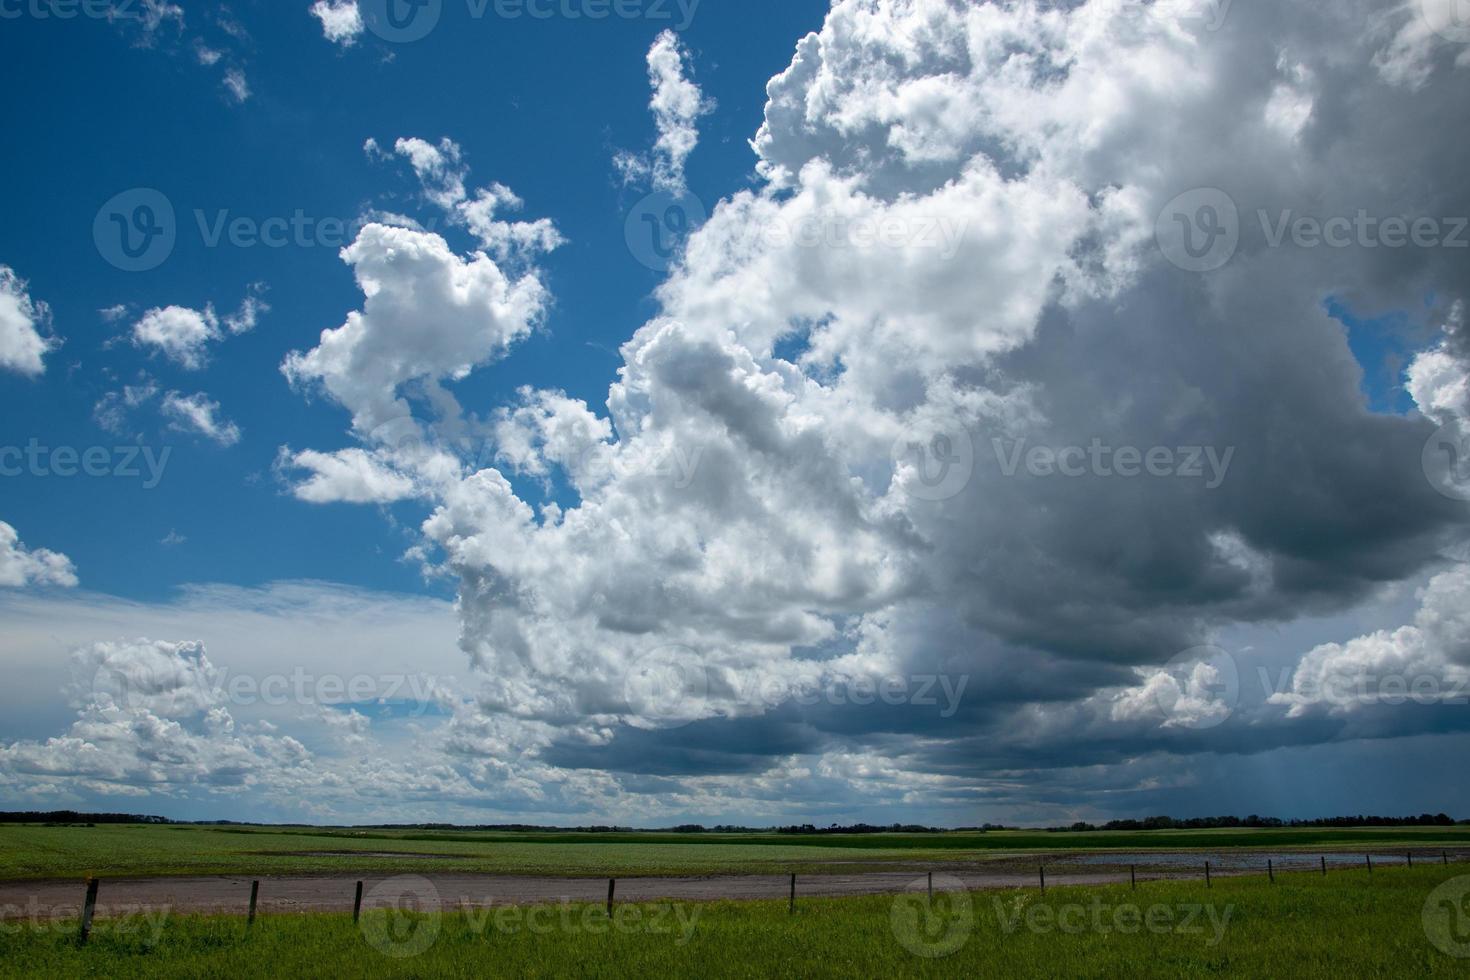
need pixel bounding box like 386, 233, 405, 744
4, 849, 1463, 919
0, 869, 1124, 919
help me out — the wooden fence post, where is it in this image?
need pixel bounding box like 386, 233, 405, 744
1268, 859, 1274, 884
1130, 865, 1136, 890
789, 873, 796, 914
927, 872, 932, 901
1039, 866, 1046, 894
606, 879, 616, 917
353, 881, 363, 924
248, 880, 259, 928
1320, 856, 1327, 876
1365, 855, 1372, 875
78, 877, 100, 946
1205, 861, 1211, 888
1406, 852, 1413, 868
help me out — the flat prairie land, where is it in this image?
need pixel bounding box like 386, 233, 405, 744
4, 823, 1470, 880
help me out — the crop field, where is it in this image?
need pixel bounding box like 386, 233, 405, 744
4, 823, 1470, 881
3, 863, 1469, 978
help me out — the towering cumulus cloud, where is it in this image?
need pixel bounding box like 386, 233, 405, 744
276, 1, 1470, 820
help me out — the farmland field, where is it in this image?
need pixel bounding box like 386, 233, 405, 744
4, 823, 1470, 881
2, 863, 1468, 978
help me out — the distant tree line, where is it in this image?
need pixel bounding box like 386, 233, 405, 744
356, 824, 637, 833
2, 811, 1464, 830
0, 811, 171, 825
774, 823, 949, 834
244, 823, 645, 833
1051, 813, 1464, 832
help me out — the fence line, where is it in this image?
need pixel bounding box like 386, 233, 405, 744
55, 851, 1467, 936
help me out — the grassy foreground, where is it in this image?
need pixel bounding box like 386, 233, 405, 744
1, 866, 1467, 978
4, 823, 1470, 880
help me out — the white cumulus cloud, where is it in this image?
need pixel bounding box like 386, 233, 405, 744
0, 522, 77, 588
162, 392, 242, 446
130, 286, 269, 370
278, 447, 417, 504
615, 30, 715, 193
280, 221, 552, 435
310, 0, 363, 46
0, 266, 55, 377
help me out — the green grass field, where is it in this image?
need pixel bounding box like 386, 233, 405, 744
4, 823, 1470, 881
2, 864, 1467, 977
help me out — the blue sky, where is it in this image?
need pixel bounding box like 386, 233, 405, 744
0, 0, 827, 601
1, 0, 1469, 827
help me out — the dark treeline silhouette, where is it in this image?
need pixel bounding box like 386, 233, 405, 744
2, 811, 1465, 831
361, 824, 636, 833
774, 823, 945, 835
0, 811, 170, 825
1052, 813, 1462, 832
